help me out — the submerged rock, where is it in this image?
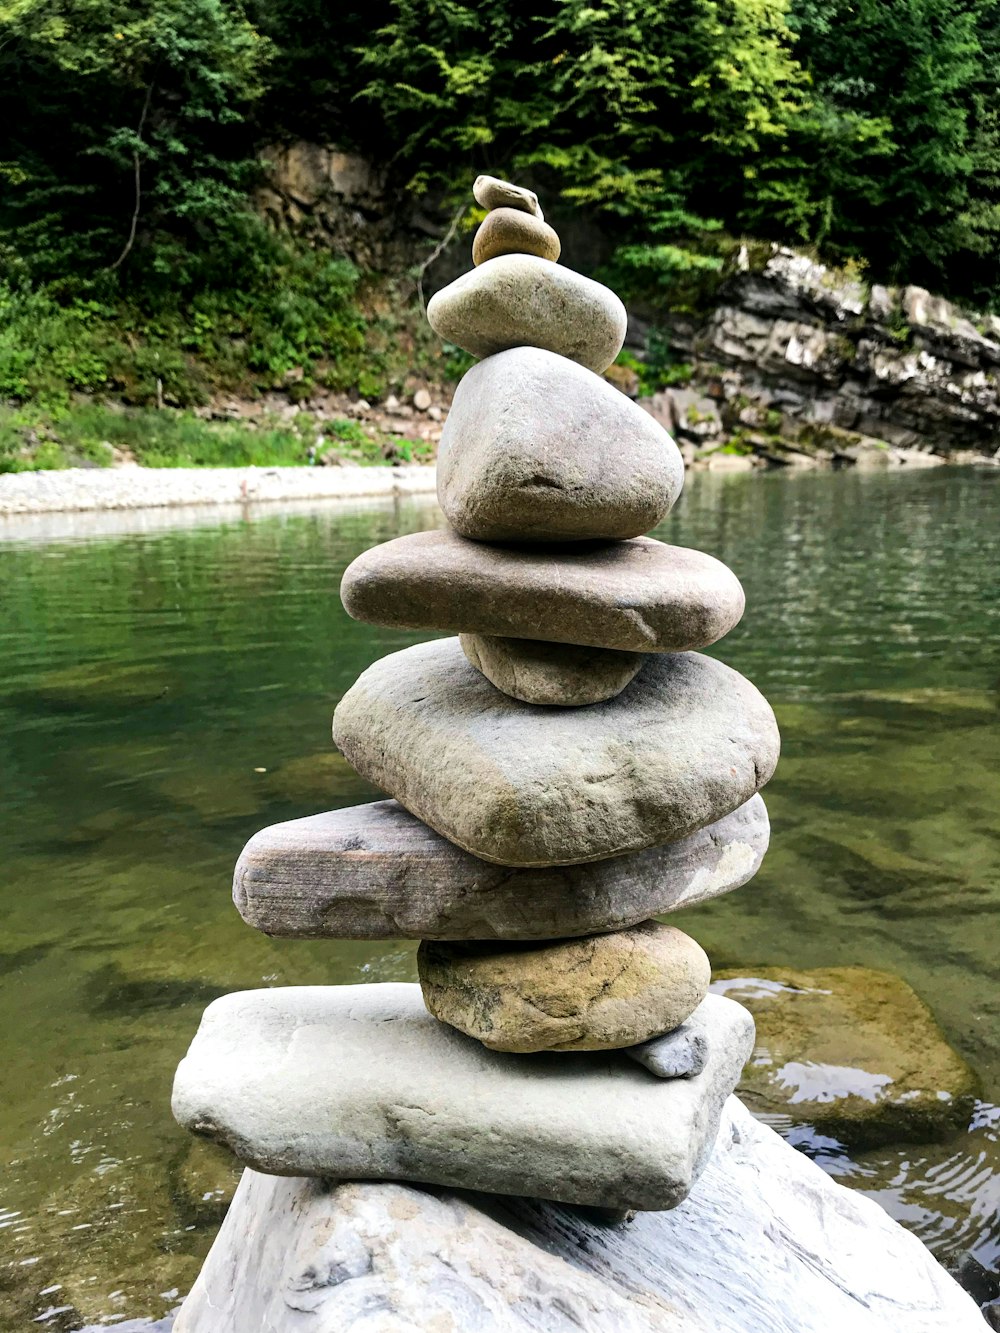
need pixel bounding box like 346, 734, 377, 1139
418, 922, 711, 1053
171, 1098, 986, 1333
332, 638, 779, 866
171, 983, 753, 1211
714, 966, 979, 1147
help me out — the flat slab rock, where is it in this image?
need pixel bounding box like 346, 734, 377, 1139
171, 1098, 985, 1333
171, 984, 753, 1211
437, 347, 683, 542
234, 794, 770, 941
340, 530, 745, 654
332, 638, 779, 866
427, 254, 627, 374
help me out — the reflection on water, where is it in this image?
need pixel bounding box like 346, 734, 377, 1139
0, 468, 998, 1328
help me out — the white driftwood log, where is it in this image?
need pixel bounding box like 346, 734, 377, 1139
173, 1097, 984, 1333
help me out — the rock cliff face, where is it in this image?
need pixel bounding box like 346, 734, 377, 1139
647, 244, 1000, 464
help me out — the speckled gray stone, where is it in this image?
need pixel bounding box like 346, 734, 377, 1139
418, 922, 711, 1053
473, 208, 561, 265
627, 1024, 712, 1080
437, 347, 684, 542
427, 255, 627, 374
233, 795, 770, 941
340, 531, 746, 654
171, 983, 755, 1210
473, 174, 543, 219
460, 633, 645, 705
331, 638, 779, 866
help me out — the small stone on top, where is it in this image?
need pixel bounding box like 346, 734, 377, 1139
473, 173, 543, 220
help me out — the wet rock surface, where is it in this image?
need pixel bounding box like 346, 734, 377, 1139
714, 966, 979, 1147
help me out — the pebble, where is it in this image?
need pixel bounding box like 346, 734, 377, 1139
627, 1024, 711, 1080
418, 922, 711, 1053
460, 634, 644, 705
332, 638, 780, 866
427, 255, 626, 374
473, 174, 543, 220
437, 346, 683, 542
473, 207, 561, 265
413, 388, 432, 411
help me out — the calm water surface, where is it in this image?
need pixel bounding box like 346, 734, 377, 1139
0, 468, 998, 1328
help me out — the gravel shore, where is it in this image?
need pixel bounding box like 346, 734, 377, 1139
0, 463, 437, 516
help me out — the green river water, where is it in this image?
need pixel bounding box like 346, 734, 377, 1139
0, 466, 998, 1329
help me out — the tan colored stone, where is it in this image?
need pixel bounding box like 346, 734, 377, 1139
713, 967, 980, 1147
473, 207, 561, 265
473, 173, 543, 219
340, 532, 745, 654
460, 633, 644, 705
427, 255, 626, 374
418, 921, 711, 1053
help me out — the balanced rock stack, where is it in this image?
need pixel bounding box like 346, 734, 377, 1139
171, 176, 780, 1222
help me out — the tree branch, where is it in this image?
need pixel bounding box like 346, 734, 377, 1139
416, 199, 468, 312
107, 83, 154, 274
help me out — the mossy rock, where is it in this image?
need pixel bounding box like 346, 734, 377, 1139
171, 1137, 243, 1228
714, 966, 979, 1149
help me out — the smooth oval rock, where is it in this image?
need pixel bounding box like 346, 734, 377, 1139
427, 255, 627, 374
234, 795, 771, 941
171, 983, 755, 1211
418, 922, 711, 1053
332, 638, 779, 866
340, 532, 746, 654
437, 347, 684, 541
460, 634, 645, 705
473, 207, 561, 265
473, 173, 543, 219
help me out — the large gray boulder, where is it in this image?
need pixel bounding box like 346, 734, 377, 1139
460, 633, 645, 705
332, 639, 779, 866
418, 921, 711, 1053
171, 1097, 986, 1333
234, 795, 770, 941
171, 984, 753, 1211
437, 347, 683, 541
427, 255, 627, 373
340, 531, 746, 653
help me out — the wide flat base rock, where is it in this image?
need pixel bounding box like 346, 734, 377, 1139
340, 531, 746, 654
234, 794, 770, 940
332, 639, 779, 866
171, 984, 753, 1211
172, 1098, 985, 1333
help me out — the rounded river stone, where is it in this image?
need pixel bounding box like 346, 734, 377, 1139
437, 347, 684, 542
472, 174, 543, 219
427, 255, 626, 374
460, 634, 645, 705
233, 795, 771, 941
473, 208, 561, 265
332, 638, 780, 866
340, 532, 746, 654
418, 921, 712, 1053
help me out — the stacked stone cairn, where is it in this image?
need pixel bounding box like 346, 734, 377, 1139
171, 176, 781, 1226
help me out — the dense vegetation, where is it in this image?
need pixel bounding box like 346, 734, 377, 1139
2, 0, 1000, 465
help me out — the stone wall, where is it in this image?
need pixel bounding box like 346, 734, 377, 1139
644, 245, 1000, 464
